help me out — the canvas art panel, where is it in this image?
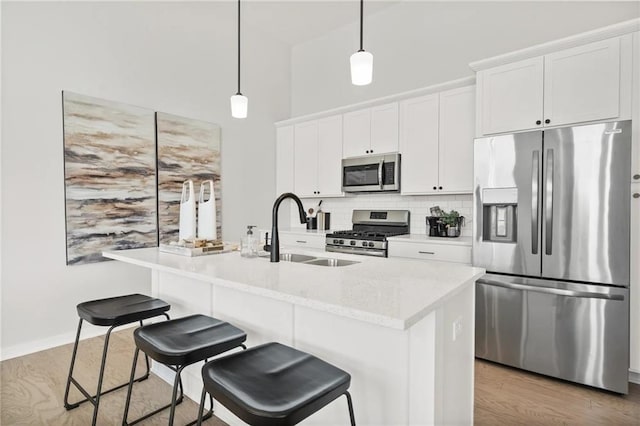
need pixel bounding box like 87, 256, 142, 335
63, 92, 158, 265
157, 113, 222, 244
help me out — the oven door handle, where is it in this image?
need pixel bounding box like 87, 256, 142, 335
478, 278, 624, 301
378, 159, 384, 189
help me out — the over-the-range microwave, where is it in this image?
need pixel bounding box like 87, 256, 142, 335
341, 152, 400, 193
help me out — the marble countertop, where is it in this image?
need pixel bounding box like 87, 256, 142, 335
104, 247, 484, 330
387, 234, 473, 247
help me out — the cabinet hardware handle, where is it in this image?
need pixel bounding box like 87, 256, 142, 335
370, 150, 373, 153
439, 186, 443, 190
366, 150, 370, 154
633, 193, 640, 199
633, 174, 640, 180
418, 251, 435, 255
433, 186, 437, 190
545, 119, 551, 124
296, 240, 307, 243
536, 120, 541, 125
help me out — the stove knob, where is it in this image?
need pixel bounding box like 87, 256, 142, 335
333, 239, 339, 244
368, 242, 375, 247
350, 241, 356, 246
339, 240, 344, 244
362, 241, 367, 247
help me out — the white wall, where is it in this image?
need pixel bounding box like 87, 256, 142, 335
291, 1, 640, 115
1, 2, 290, 358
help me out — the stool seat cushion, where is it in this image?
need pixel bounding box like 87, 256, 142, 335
201, 342, 351, 426
134, 314, 247, 366
76, 294, 170, 327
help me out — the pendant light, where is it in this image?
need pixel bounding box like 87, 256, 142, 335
350, 0, 373, 86
230, 0, 248, 118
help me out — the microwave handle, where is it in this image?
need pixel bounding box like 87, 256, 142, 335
378, 159, 384, 189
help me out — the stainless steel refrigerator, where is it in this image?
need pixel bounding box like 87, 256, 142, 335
473, 120, 631, 394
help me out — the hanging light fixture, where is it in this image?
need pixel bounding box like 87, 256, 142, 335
230, 0, 248, 118
350, 0, 373, 86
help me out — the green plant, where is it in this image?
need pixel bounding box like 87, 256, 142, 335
441, 210, 460, 228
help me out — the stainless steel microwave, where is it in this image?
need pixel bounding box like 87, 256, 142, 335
341, 153, 400, 193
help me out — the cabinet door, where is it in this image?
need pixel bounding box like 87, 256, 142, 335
631, 183, 640, 373
316, 115, 344, 197
293, 121, 318, 198
479, 56, 544, 135
399, 94, 439, 194
439, 86, 475, 193
633, 32, 640, 182
343, 109, 371, 158
276, 126, 294, 196
371, 102, 399, 154
544, 37, 621, 127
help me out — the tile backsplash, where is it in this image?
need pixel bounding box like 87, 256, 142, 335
292, 193, 474, 237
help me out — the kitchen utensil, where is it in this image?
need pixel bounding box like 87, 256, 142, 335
197, 180, 217, 240
179, 180, 196, 241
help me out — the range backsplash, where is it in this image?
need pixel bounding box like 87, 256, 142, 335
292, 193, 473, 237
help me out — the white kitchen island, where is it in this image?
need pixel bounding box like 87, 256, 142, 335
104, 247, 484, 426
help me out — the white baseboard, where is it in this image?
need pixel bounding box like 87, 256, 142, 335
630, 369, 640, 385
0, 322, 136, 361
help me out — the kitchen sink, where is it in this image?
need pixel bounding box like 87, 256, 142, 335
303, 258, 359, 267
280, 253, 317, 262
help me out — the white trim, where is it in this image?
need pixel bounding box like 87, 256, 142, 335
469, 18, 640, 71
630, 369, 640, 385
275, 76, 475, 127
0, 322, 136, 361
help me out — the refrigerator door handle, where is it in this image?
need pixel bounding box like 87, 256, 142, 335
531, 151, 540, 254
477, 278, 625, 301
544, 149, 554, 255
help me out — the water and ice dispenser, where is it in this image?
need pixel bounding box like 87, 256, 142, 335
481, 188, 518, 243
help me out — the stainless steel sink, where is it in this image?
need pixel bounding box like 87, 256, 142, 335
280, 253, 317, 262
303, 258, 359, 267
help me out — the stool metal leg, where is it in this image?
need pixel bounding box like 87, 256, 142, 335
63, 318, 84, 410
344, 391, 356, 426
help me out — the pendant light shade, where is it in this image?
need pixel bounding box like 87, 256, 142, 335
350, 50, 373, 86
230, 94, 248, 118
350, 0, 373, 86
231, 0, 248, 118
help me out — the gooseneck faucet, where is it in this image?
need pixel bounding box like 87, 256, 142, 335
269, 192, 308, 262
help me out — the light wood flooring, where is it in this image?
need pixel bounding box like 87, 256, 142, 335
2, 329, 640, 425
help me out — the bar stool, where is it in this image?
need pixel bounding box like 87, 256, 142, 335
197, 342, 356, 426
122, 314, 247, 426
64, 293, 171, 426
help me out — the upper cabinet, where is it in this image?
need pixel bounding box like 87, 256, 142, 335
477, 35, 632, 136
275, 126, 294, 196
400, 86, 475, 195
292, 115, 344, 198
343, 102, 399, 157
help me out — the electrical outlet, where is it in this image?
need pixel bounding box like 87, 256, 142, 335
452, 317, 463, 341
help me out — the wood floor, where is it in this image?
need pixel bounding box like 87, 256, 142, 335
2, 329, 640, 425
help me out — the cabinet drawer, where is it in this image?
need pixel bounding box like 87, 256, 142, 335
278, 232, 326, 250
388, 241, 471, 264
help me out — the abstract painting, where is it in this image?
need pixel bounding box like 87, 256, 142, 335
157, 113, 221, 244
63, 92, 157, 265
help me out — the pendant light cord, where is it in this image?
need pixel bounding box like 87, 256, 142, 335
359, 0, 364, 52
237, 0, 241, 95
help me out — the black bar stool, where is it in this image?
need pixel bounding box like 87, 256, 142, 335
64, 293, 171, 426
122, 314, 247, 426
197, 342, 356, 426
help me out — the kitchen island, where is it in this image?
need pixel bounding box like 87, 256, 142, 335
104, 247, 484, 425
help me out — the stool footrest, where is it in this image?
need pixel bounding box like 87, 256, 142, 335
65, 373, 150, 411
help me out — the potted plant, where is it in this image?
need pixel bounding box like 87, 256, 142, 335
441, 210, 463, 237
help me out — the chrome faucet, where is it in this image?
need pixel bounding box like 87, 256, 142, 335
268, 192, 308, 263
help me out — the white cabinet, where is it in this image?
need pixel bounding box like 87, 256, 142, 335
293, 116, 344, 198
399, 94, 439, 194
438, 86, 475, 193
275, 126, 294, 195
478, 57, 544, 135
400, 86, 475, 195
632, 32, 640, 183
278, 231, 326, 250
388, 239, 471, 264
343, 102, 399, 157
631, 183, 640, 373
477, 36, 631, 136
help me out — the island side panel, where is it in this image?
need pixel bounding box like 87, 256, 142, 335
293, 305, 411, 425
408, 311, 437, 424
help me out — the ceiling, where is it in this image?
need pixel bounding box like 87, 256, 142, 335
242, 1, 401, 45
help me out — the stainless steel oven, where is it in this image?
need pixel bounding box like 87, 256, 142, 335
342, 153, 400, 193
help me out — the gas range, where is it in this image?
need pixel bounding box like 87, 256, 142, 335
325, 210, 410, 257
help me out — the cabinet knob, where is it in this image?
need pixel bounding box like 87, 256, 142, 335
370, 150, 373, 153
633, 174, 640, 180
439, 186, 443, 190
545, 119, 551, 124
536, 120, 541, 125
433, 186, 437, 190
365, 150, 369, 154
634, 193, 640, 199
